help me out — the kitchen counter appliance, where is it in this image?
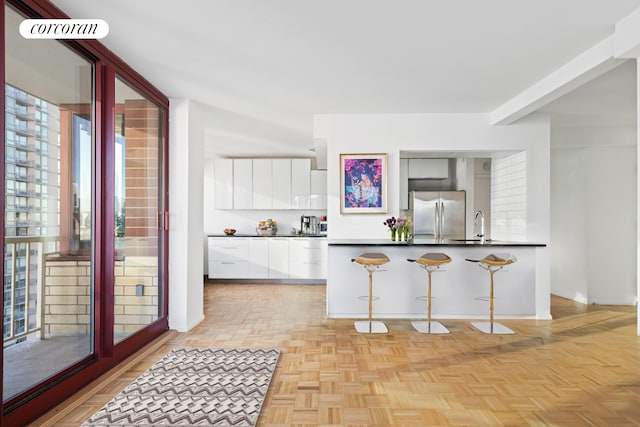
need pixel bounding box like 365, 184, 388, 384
301, 215, 319, 235
319, 217, 328, 236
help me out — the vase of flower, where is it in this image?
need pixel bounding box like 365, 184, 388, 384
384, 216, 397, 242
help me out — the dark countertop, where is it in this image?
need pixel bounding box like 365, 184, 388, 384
328, 238, 546, 247
208, 234, 326, 238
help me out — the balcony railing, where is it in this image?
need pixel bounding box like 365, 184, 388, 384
3, 236, 59, 346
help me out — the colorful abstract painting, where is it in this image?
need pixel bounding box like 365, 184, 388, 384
340, 153, 387, 213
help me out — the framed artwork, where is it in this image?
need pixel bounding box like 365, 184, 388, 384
340, 153, 387, 214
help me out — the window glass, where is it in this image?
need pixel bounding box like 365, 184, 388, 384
4, 5, 94, 402
113, 78, 164, 342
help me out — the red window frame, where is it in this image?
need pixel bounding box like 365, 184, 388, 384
1, 1, 170, 425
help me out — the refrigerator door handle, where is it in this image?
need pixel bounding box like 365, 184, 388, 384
440, 201, 445, 238
434, 202, 439, 239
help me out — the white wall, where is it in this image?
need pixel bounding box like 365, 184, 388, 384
637, 57, 640, 335
315, 113, 551, 243
473, 158, 491, 238
550, 148, 589, 302
168, 99, 205, 332
551, 126, 637, 304
492, 151, 527, 241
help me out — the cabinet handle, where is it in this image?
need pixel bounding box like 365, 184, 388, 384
221, 262, 235, 265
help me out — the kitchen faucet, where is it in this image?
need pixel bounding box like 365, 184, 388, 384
474, 210, 485, 242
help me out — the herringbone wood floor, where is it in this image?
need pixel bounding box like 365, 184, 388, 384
32, 283, 639, 426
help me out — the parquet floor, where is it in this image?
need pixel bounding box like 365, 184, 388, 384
32, 283, 640, 426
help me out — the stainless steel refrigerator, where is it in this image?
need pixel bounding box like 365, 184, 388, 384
409, 190, 466, 239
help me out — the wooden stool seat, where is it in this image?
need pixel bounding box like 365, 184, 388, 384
352, 252, 390, 266
414, 252, 452, 267
468, 253, 517, 334
352, 252, 389, 334
479, 253, 515, 267
408, 253, 452, 334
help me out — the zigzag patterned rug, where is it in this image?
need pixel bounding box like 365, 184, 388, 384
82, 347, 280, 426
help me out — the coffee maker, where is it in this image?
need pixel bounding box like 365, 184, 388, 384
300, 215, 319, 235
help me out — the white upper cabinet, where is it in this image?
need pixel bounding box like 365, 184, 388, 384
291, 158, 311, 209
233, 159, 253, 209
213, 159, 233, 209
310, 170, 327, 210
213, 158, 314, 210
252, 159, 273, 209
408, 158, 449, 179
272, 159, 292, 209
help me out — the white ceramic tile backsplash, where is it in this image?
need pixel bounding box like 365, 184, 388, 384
491, 151, 527, 241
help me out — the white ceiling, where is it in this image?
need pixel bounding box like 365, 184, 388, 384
46, 0, 640, 155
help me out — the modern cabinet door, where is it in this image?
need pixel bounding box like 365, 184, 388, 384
272, 159, 292, 209
252, 159, 272, 209
268, 238, 289, 279
289, 238, 327, 279
213, 159, 233, 209
291, 158, 311, 209
248, 238, 269, 278
310, 170, 327, 209
208, 237, 250, 279
408, 158, 449, 178
233, 159, 253, 209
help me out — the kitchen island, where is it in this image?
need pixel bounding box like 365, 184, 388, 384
327, 238, 549, 320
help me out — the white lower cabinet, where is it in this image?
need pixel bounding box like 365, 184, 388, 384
248, 238, 269, 278
268, 238, 289, 279
289, 238, 327, 279
208, 237, 249, 279
208, 236, 326, 280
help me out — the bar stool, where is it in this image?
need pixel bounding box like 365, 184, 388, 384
407, 253, 452, 334
467, 253, 517, 334
351, 252, 390, 333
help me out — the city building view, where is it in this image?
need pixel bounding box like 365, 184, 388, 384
4, 83, 59, 346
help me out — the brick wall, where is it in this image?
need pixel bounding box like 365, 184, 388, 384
44, 256, 159, 335
123, 99, 160, 257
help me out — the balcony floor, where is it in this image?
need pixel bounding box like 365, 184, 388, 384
3, 335, 91, 400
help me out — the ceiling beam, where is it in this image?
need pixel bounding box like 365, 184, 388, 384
491, 36, 625, 126
615, 7, 640, 58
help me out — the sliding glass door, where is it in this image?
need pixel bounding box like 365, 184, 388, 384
1, 2, 169, 422
113, 77, 165, 343
3, 4, 95, 401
